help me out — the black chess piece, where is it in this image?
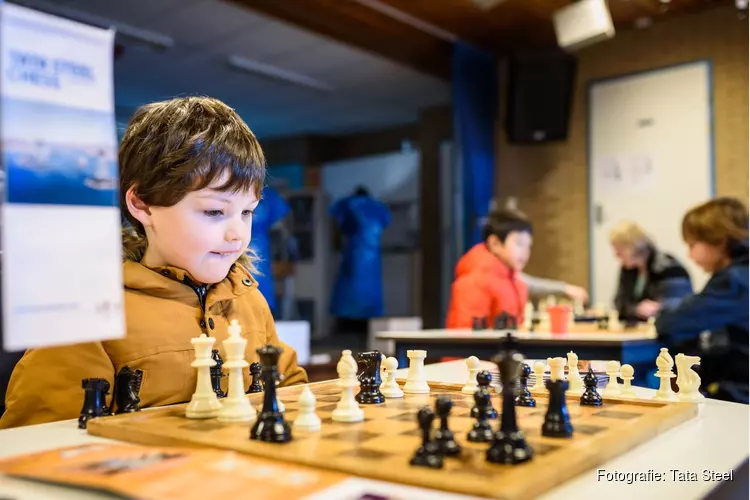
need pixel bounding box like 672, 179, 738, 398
472, 317, 483, 331
410, 407, 444, 469
580, 366, 603, 407
433, 396, 461, 456
250, 345, 292, 443
542, 379, 574, 438
246, 362, 263, 394
487, 333, 533, 465
494, 312, 518, 330
210, 349, 225, 399
597, 316, 609, 330
355, 350, 385, 404
114, 366, 142, 414
467, 386, 494, 443
471, 371, 497, 420
514, 363, 536, 407
79, 378, 112, 429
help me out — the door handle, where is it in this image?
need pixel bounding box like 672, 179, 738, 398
594, 204, 603, 225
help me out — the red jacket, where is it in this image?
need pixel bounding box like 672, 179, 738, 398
445, 243, 528, 328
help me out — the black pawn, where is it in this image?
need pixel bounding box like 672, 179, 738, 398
355, 350, 385, 404
210, 349, 225, 399
467, 387, 494, 443
471, 371, 497, 420
514, 363, 536, 407
114, 366, 142, 414
580, 366, 603, 407
542, 379, 574, 438
472, 317, 483, 331
433, 396, 461, 456
79, 378, 112, 429
410, 407, 443, 469
487, 337, 533, 465
250, 345, 292, 443
246, 362, 263, 394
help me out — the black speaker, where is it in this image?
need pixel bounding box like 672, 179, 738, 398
505, 51, 577, 144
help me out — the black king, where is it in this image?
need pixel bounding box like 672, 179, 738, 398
486, 333, 534, 464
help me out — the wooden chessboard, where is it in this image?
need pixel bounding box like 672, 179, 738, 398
86, 380, 698, 500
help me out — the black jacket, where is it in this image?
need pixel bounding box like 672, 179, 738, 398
614, 246, 693, 322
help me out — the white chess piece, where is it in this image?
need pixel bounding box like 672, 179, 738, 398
653, 348, 678, 401
218, 320, 256, 422
381, 357, 404, 398
403, 350, 430, 394
186, 334, 222, 419
573, 298, 584, 316
293, 385, 321, 431
675, 353, 705, 402
462, 356, 481, 394
532, 361, 546, 391
332, 350, 364, 422
380, 353, 387, 381
548, 357, 566, 382
608, 309, 621, 330
522, 302, 534, 331
620, 364, 637, 397
566, 351, 584, 394
603, 360, 621, 397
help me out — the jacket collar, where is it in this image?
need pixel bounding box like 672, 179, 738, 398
122, 260, 258, 308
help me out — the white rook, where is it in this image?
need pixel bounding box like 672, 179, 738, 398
403, 350, 430, 394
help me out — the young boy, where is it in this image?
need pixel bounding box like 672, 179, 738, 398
655, 197, 748, 402
446, 209, 532, 328
1, 97, 308, 428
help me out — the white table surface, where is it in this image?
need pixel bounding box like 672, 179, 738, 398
377, 329, 657, 343
1, 360, 747, 500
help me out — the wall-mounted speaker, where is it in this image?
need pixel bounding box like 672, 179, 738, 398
505, 51, 577, 144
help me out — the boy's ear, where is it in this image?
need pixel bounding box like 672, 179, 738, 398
125, 186, 153, 227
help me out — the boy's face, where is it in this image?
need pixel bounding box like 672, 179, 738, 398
131, 174, 259, 284
489, 231, 532, 271
687, 240, 725, 273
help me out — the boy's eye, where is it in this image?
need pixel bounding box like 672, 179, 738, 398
204, 210, 223, 217
242, 210, 254, 218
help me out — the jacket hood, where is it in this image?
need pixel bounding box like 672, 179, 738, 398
454, 243, 513, 279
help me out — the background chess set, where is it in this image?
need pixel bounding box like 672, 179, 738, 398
82, 326, 702, 500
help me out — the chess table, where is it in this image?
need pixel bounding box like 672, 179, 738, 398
0, 360, 747, 500
376, 329, 660, 388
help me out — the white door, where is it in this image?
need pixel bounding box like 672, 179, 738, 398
589, 61, 714, 307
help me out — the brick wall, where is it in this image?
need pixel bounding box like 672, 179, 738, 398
496, 6, 749, 290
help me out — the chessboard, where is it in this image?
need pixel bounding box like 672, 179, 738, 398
86, 380, 698, 500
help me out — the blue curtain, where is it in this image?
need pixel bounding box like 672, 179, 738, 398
452, 42, 498, 251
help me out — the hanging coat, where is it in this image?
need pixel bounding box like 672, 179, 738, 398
248, 186, 290, 311
329, 194, 391, 318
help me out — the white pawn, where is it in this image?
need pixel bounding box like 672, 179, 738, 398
548, 357, 566, 382
462, 356, 481, 394
603, 360, 621, 397
293, 385, 321, 432
532, 361, 546, 391
381, 357, 403, 398
332, 350, 364, 422
566, 351, 584, 394
403, 350, 430, 394
218, 320, 256, 422
653, 348, 678, 401
186, 334, 222, 419
522, 302, 534, 331
620, 364, 637, 397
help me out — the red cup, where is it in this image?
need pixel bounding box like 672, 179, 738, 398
547, 305, 571, 334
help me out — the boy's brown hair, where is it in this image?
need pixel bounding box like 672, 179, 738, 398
682, 197, 749, 252
118, 96, 265, 269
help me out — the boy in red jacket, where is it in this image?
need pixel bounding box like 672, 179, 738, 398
446, 209, 531, 328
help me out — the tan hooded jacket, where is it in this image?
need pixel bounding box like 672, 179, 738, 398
0, 258, 307, 429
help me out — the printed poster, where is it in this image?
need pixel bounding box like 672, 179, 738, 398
0, 3, 125, 350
